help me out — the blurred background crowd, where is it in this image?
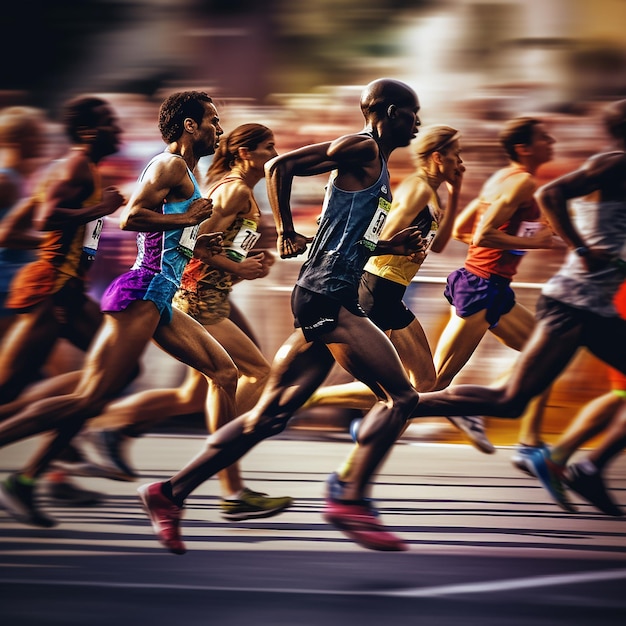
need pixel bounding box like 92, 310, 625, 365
2, 0, 625, 442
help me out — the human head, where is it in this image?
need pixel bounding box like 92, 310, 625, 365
62, 95, 122, 159
207, 123, 275, 183
359, 78, 420, 148
0, 106, 46, 161
499, 116, 546, 163
602, 99, 626, 143
413, 124, 461, 165
158, 91, 214, 143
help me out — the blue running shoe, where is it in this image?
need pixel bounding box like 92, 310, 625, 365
349, 418, 363, 443
524, 447, 577, 513
511, 442, 549, 476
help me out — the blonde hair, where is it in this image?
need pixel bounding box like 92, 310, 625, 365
0, 106, 44, 146
413, 124, 460, 164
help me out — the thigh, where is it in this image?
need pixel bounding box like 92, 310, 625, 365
252, 330, 336, 417
76, 303, 161, 399
154, 306, 235, 377
489, 302, 536, 351
206, 317, 269, 377
63, 296, 104, 351
504, 322, 582, 401
324, 307, 413, 400
433, 308, 490, 389
390, 319, 436, 391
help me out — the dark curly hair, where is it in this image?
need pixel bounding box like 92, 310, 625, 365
158, 91, 213, 143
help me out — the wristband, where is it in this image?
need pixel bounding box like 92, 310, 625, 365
574, 246, 590, 257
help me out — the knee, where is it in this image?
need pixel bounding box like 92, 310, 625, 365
247, 411, 289, 439
208, 364, 239, 396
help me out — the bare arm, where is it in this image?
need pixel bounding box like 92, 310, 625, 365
472, 172, 554, 250
536, 152, 626, 269
119, 154, 212, 232
265, 133, 382, 259
35, 156, 125, 231
431, 173, 464, 254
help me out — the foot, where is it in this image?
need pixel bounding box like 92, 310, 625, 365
88, 430, 139, 482
447, 416, 495, 454
564, 463, 623, 517
511, 442, 549, 476
137, 482, 186, 555
0, 474, 56, 527
44, 478, 104, 506
522, 448, 577, 513
220, 488, 293, 521
49, 457, 134, 482
322, 473, 407, 552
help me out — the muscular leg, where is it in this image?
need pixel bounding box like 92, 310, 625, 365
0, 302, 60, 403
586, 397, 626, 471
154, 308, 240, 496
414, 323, 582, 419
205, 317, 270, 414
168, 331, 336, 503
433, 308, 490, 389
0, 302, 163, 477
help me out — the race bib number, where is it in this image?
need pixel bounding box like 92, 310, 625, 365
361, 197, 391, 251
178, 224, 200, 259
83, 218, 104, 257
510, 220, 542, 256
225, 219, 261, 262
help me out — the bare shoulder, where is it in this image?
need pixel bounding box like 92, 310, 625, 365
328, 132, 378, 162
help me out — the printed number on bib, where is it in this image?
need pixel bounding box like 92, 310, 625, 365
83, 218, 104, 257
225, 219, 261, 262
178, 224, 200, 259
361, 197, 391, 251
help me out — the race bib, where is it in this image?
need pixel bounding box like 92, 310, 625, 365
83, 218, 104, 257
510, 220, 542, 256
361, 197, 391, 251
225, 219, 261, 262
178, 224, 200, 259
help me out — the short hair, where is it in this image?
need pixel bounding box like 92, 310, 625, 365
413, 124, 460, 164
62, 96, 109, 143
0, 106, 44, 146
207, 123, 273, 184
602, 99, 626, 141
498, 116, 542, 162
158, 91, 213, 143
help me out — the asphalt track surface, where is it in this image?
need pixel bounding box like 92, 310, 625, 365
1, 432, 625, 625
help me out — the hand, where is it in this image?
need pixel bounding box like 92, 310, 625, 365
102, 186, 125, 215
529, 225, 558, 249
277, 232, 313, 259
237, 253, 266, 280
186, 197, 213, 225
259, 250, 276, 277
384, 226, 425, 256
194, 231, 223, 263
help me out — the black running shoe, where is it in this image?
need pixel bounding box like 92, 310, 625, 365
0, 474, 56, 527
564, 463, 623, 517
90, 430, 138, 481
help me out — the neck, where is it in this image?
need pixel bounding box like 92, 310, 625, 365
417, 167, 442, 191
229, 165, 262, 188
165, 143, 198, 171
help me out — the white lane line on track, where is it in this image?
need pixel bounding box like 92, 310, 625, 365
1, 568, 626, 597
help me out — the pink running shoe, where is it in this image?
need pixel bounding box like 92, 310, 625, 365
323, 498, 408, 552
137, 482, 186, 555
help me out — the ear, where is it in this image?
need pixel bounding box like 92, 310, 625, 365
514, 142, 531, 158
183, 117, 197, 134
237, 146, 251, 160
386, 104, 397, 118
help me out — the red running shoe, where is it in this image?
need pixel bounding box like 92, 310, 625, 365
323, 498, 408, 552
137, 482, 186, 555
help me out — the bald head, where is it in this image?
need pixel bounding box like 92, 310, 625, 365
360, 78, 419, 120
